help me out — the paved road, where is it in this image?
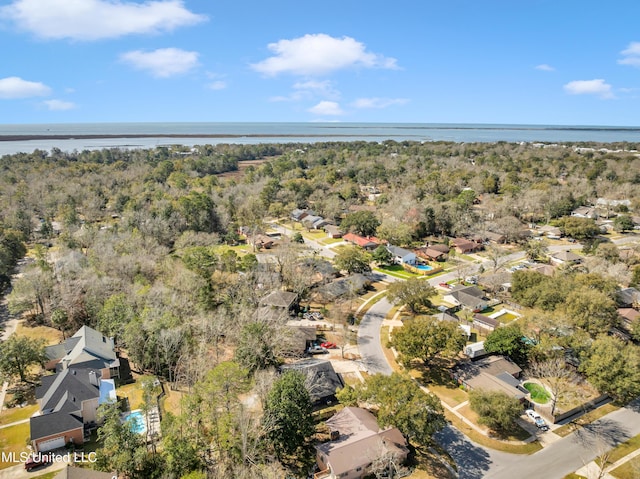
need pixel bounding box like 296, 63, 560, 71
357, 296, 394, 375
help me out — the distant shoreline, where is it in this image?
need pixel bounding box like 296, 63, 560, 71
0, 133, 372, 142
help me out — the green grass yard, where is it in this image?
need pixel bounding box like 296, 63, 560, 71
523, 382, 551, 404
0, 403, 39, 426
0, 422, 30, 469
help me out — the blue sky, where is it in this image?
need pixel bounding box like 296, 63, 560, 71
1, 0, 639, 125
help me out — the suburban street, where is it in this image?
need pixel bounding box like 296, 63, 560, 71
351, 239, 640, 479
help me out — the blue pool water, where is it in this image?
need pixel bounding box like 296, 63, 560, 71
123, 410, 146, 434
415, 264, 433, 271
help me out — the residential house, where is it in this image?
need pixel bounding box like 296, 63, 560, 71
315, 407, 409, 479
549, 250, 583, 266
571, 206, 597, 219
324, 225, 344, 239
451, 238, 482, 254
260, 290, 299, 314
529, 264, 556, 276
478, 271, 513, 293
303, 215, 330, 230
343, 233, 379, 251
248, 234, 274, 249
291, 209, 310, 221
44, 326, 120, 379
32, 326, 119, 452
537, 225, 562, 239
314, 274, 371, 303
616, 288, 640, 308
444, 285, 488, 312
386, 245, 417, 265
472, 313, 501, 334
281, 359, 344, 405
453, 355, 526, 400
618, 308, 640, 330
416, 247, 447, 262
287, 326, 318, 356
483, 231, 506, 244
428, 243, 451, 254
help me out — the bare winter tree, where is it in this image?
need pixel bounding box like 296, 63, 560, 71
528, 357, 579, 417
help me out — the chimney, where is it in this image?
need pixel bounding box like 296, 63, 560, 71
330, 430, 340, 441
89, 370, 99, 387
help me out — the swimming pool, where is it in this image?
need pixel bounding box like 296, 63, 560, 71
123, 410, 147, 434
414, 264, 433, 271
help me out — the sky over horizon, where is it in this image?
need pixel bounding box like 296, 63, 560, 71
1, 0, 639, 125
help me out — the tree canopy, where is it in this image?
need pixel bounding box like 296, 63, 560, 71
391, 316, 466, 367
0, 335, 46, 383
386, 278, 437, 314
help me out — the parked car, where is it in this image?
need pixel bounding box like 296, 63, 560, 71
525, 409, 549, 431
320, 341, 336, 349
25, 454, 50, 471
439, 282, 451, 289
307, 345, 329, 355
525, 409, 540, 420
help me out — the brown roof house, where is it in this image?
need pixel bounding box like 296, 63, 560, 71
549, 250, 583, 266
416, 247, 448, 261
452, 238, 483, 254
444, 285, 488, 312
315, 407, 409, 479
453, 355, 526, 400
324, 225, 344, 239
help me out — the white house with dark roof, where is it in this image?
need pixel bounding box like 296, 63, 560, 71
386, 245, 417, 265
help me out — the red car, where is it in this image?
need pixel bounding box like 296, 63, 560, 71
438, 282, 451, 289
25, 454, 50, 471
320, 342, 336, 349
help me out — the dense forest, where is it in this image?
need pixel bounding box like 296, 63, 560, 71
1, 139, 640, 478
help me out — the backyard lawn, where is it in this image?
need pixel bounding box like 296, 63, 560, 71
374, 264, 421, 279
524, 382, 551, 404
15, 323, 63, 346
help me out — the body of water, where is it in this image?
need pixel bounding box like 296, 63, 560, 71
1, 122, 640, 155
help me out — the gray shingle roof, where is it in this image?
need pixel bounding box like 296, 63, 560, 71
281, 359, 344, 404
30, 411, 83, 441
37, 368, 99, 414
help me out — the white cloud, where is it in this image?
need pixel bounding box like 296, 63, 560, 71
251, 33, 398, 76
270, 80, 340, 103
120, 48, 199, 77
308, 101, 344, 116
0, 0, 206, 41
207, 81, 227, 90
563, 79, 614, 99
43, 99, 76, 110
0, 76, 51, 99
619, 42, 640, 67
535, 64, 555, 71
351, 97, 408, 109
